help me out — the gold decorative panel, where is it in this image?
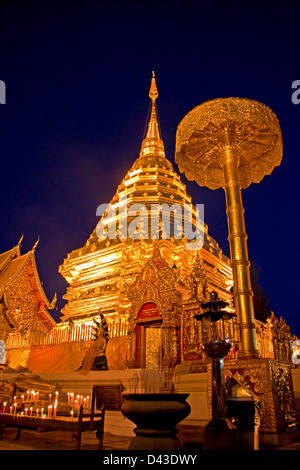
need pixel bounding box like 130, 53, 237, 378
145, 327, 161, 370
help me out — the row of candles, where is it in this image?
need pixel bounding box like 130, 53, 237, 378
1, 403, 56, 419
67, 392, 90, 409
13, 390, 58, 403
0, 390, 91, 420
1, 390, 59, 418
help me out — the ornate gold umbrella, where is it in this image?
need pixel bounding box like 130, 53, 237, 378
175, 97, 283, 358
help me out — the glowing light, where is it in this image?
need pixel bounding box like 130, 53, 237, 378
128, 168, 142, 177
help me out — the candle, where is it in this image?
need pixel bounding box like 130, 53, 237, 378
13, 403, 17, 415
21, 395, 24, 402
36, 392, 39, 402
3, 402, 6, 413
30, 407, 33, 417
70, 410, 73, 419
70, 393, 74, 404
49, 405, 52, 419
36, 409, 39, 417
26, 391, 30, 401
9, 406, 12, 414
41, 408, 44, 418
31, 391, 35, 401
25, 408, 27, 416
67, 392, 70, 404
53, 399, 57, 419
86, 396, 90, 409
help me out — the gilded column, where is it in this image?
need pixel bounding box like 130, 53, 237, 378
220, 142, 259, 358
175, 97, 283, 359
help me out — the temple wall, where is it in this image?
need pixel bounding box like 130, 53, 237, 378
6, 343, 87, 373
106, 336, 130, 370
5, 336, 130, 374
6, 348, 31, 369
175, 372, 209, 424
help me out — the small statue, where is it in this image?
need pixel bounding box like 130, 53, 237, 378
268, 312, 280, 360
78, 310, 109, 374
91, 314, 109, 371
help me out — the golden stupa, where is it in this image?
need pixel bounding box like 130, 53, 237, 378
57, 73, 233, 365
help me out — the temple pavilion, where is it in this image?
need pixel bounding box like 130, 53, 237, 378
0, 237, 56, 363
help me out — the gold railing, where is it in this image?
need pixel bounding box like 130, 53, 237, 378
6, 320, 129, 350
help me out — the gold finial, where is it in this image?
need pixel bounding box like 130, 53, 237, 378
32, 236, 40, 252
149, 71, 158, 101
140, 72, 165, 158
50, 292, 57, 310
17, 234, 24, 247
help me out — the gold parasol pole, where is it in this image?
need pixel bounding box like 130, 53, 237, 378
220, 137, 258, 357
175, 97, 283, 359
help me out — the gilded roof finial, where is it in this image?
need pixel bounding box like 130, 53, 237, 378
17, 234, 24, 247
140, 72, 165, 158
49, 292, 57, 310
32, 236, 40, 252
149, 71, 158, 101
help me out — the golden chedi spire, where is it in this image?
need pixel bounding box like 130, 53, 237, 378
59, 72, 233, 327
140, 71, 165, 158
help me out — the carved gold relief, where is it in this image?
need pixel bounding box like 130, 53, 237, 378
220, 358, 298, 433
6, 269, 39, 332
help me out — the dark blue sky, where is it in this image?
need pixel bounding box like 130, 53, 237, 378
0, 0, 299, 335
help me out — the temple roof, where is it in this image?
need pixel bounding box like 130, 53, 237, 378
0, 253, 30, 290
0, 246, 20, 275
0, 241, 57, 330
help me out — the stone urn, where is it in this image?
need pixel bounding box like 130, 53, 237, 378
121, 393, 191, 450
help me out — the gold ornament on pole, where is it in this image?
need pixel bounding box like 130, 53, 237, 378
175, 97, 283, 358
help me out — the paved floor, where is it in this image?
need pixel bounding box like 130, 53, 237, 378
275, 439, 300, 450
0, 426, 299, 451
0, 427, 132, 450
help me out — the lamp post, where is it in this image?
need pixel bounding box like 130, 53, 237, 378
195, 290, 238, 450
175, 97, 283, 358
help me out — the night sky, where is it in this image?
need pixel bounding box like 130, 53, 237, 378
0, 1, 299, 336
